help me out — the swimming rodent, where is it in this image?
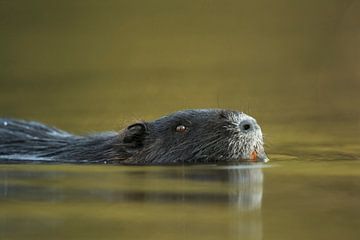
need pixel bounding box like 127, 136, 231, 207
0, 109, 269, 165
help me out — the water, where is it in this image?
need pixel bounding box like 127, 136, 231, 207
0, 0, 359, 239
0, 161, 359, 240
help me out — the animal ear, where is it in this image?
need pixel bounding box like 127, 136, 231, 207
122, 122, 147, 148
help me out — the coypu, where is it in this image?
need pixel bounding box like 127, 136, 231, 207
0, 109, 269, 165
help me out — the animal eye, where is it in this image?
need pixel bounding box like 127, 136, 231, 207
175, 125, 187, 133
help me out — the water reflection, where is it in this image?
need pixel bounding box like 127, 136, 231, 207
222, 165, 264, 240
223, 165, 264, 211
175, 165, 264, 240
0, 165, 264, 208
0, 165, 264, 240
163, 165, 264, 211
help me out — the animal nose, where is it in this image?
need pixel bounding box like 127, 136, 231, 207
239, 119, 256, 131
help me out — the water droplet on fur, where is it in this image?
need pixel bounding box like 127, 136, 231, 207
3, 121, 8, 126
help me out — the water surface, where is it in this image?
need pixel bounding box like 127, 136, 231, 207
0, 160, 359, 240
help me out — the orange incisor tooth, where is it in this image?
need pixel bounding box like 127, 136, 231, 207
250, 151, 257, 161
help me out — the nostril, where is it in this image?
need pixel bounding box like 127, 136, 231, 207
243, 124, 251, 130
240, 120, 253, 131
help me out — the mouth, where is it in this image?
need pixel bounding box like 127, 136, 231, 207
240, 150, 269, 163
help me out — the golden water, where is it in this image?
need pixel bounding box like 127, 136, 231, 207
0, 161, 359, 240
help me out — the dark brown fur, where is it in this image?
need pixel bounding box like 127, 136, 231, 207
0, 109, 268, 165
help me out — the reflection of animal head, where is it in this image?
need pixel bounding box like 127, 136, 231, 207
160, 165, 264, 211
226, 166, 264, 211
0, 164, 264, 213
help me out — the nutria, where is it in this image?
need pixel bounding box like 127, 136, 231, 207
0, 109, 269, 165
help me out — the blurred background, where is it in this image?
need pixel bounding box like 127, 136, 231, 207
0, 0, 359, 158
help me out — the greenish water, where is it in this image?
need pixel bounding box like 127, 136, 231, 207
0, 0, 359, 239
0, 161, 359, 240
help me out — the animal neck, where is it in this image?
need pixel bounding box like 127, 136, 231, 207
54, 132, 130, 163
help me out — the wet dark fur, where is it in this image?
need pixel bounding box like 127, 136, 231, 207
0, 109, 267, 165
